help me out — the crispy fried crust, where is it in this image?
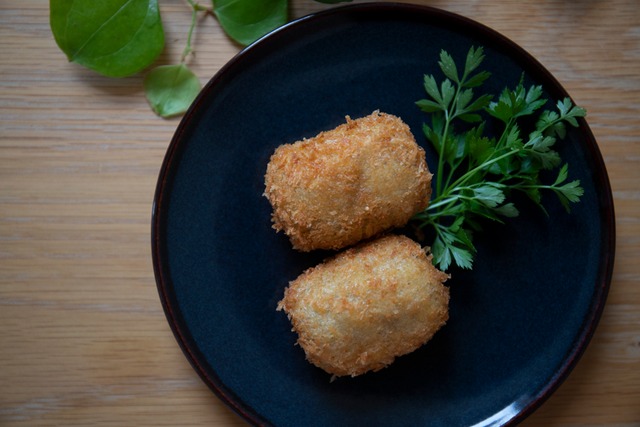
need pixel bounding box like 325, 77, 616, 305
264, 111, 432, 252
277, 234, 450, 377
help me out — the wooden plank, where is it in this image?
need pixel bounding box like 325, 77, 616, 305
1, 0, 638, 425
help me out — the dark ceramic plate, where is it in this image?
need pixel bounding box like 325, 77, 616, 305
152, 3, 615, 426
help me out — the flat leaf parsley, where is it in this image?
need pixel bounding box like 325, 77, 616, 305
412, 47, 586, 271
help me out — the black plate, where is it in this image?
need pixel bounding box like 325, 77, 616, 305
152, 4, 615, 426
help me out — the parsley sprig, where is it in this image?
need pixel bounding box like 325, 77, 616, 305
413, 47, 586, 271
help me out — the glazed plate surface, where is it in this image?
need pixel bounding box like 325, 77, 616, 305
152, 4, 615, 426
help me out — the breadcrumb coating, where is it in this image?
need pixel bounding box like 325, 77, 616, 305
277, 234, 449, 377
264, 111, 432, 251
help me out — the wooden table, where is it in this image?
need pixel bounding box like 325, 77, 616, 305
1, 1, 638, 425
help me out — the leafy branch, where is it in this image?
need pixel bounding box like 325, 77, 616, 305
413, 47, 586, 271
50, 0, 353, 118
143, 0, 210, 118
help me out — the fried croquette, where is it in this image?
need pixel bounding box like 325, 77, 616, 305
264, 111, 432, 252
277, 234, 449, 377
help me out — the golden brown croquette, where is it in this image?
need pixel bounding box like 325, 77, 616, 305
264, 111, 432, 252
277, 234, 449, 377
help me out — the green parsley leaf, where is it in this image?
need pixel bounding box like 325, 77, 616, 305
550, 164, 584, 211
439, 50, 460, 83
473, 183, 506, 208
494, 202, 519, 218
464, 71, 491, 88
412, 47, 585, 271
464, 46, 486, 76
416, 99, 442, 113
441, 79, 456, 109
423, 74, 444, 106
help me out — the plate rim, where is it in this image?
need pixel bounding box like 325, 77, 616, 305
151, 3, 616, 426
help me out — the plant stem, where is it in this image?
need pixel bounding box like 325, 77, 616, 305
436, 83, 463, 197
182, 0, 212, 63
441, 149, 516, 199
435, 111, 450, 197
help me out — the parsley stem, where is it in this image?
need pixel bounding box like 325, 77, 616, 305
495, 119, 515, 149
443, 149, 517, 198
436, 83, 464, 197
428, 188, 477, 212
442, 155, 464, 193
436, 111, 450, 197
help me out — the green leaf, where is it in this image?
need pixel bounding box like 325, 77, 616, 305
557, 97, 571, 115
416, 99, 442, 113
525, 135, 561, 169
486, 97, 513, 123
423, 114, 447, 150
536, 110, 560, 130
467, 132, 495, 166
552, 164, 584, 208
464, 70, 491, 88
439, 50, 459, 83
456, 88, 474, 112
50, 0, 164, 78
464, 93, 493, 113
144, 64, 202, 118
454, 90, 492, 123
437, 239, 474, 270
487, 83, 547, 122
564, 115, 579, 128
567, 103, 587, 119
536, 100, 585, 138
441, 79, 455, 109
441, 133, 459, 165
432, 220, 476, 270
557, 98, 586, 127
213, 0, 287, 46
448, 215, 465, 233
553, 179, 583, 212
423, 74, 443, 105
473, 183, 506, 208
432, 235, 452, 271
525, 186, 542, 205
553, 163, 569, 185
451, 245, 474, 269
558, 180, 584, 203
525, 84, 544, 105
447, 133, 467, 164
464, 46, 485, 76
505, 124, 523, 149
454, 226, 475, 252
494, 202, 519, 217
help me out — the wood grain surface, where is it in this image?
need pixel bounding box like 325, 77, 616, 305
1, 1, 638, 426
